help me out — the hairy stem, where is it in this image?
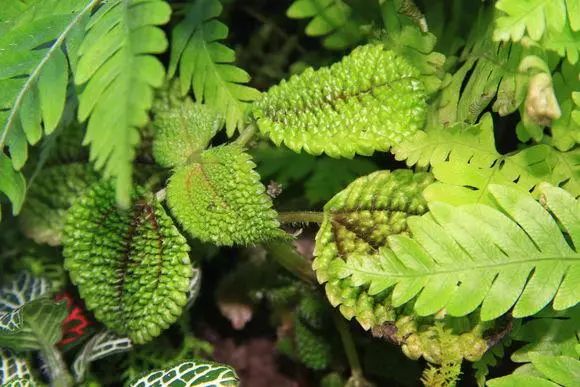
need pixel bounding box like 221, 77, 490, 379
265, 240, 316, 284
234, 123, 257, 147
278, 211, 324, 224
41, 344, 73, 387
333, 313, 363, 380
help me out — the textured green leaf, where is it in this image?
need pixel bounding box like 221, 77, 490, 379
153, 98, 223, 168
18, 163, 99, 246
336, 184, 579, 322
75, 0, 171, 207
253, 44, 426, 158
168, 0, 260, 135
313, 170, 433, 329
63, 182, 194, 344
287, 0, 365, 49
129, 360, 239, 387
167, 144, 283, 246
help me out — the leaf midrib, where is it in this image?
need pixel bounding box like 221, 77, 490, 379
346, 254, 580, 279
0, 0, 100, 148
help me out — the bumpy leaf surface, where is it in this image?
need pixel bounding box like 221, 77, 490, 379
129, 360, 239, 387
18, 163, 99, 246
313, 170, 433, 329
153, 98, 222, 168
168, 144, 282, 246
337, 184, 580, 321
253, 44, 427, 158
63, 182, 193, 344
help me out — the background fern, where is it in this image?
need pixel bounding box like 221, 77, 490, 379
74, 0, 171, 207
168, 0, 260, 135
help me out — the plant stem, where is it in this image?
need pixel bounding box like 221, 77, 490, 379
41, 344, 73, 387
333, 312, 364, 382
155, 188, 167, 202
265, 240, 316, 284
234, 124, 257, 147
278, 211, 324, 224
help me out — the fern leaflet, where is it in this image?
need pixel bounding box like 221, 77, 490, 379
0, 0, 98, 218
287, 0, 365, 49
75, 0, 170, 207
168, 0, 260, 135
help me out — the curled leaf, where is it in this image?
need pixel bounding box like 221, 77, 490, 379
313, 170, 433, 329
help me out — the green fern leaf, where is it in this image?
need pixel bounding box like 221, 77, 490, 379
337, 184, 580, 321
493, 0, 576, 42
18, 163, 99, 246
63, 182, 194, 344
488, 353, 580, 387
129, 360, 239, 387
393, 114, 580, 205
0, 349, 33, 386
313, 170, 433, 328
510, 307, 580, 363
73, 330, 133, 383
167, 144, 283, 246
253, 44, 426, 158
74, 0, 171, 207
153, 98, 223, 168
0, 0, 97, 219
287, 0, 365, 49
168, 0, 260, 135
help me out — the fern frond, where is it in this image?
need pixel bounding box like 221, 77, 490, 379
74, 0, 171, 207
253, 44, 427, 158
168, 0, 260, 135
510, 306, 579, 361
313, 170, 433, 328
488, 353, 580, 387
393, 114, 580, 205
337, 184, 580, 321
287, 0, 366, 49
128, 360, 239, 387
167, 144, 283, 246
63, 182, 194, 344
0, 0, 98, 219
